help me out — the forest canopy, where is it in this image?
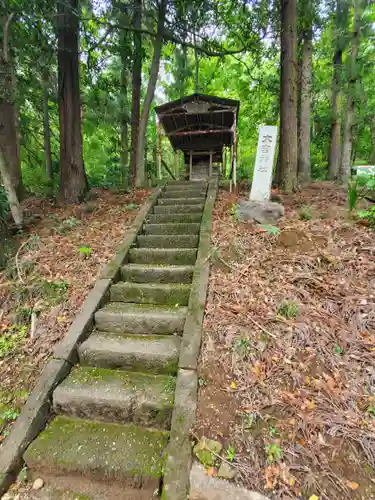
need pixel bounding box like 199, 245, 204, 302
0, 0, 375, 225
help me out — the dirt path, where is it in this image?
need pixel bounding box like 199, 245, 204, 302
0, 189, 149, 445
196, 182, 375, 499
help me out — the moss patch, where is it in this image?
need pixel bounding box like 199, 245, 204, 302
24, 416, 169, 480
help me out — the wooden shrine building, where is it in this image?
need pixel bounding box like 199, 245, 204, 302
155, 93, 240, 184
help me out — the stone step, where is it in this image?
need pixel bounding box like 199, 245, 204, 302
158, 197, 205, 206
129, 248, 197, 265
153, 204, 204, 214
53, 366, 175, 429
95, 302, 187, 334
110, 282, 191, 306
146, 213, 202, 224
137, 234, 199, 248
79, 331, 181, 374
24, 416, 169, 494
162, 189, 206, 198
167, 181, 207, 187
143, 223, 200, 235
122, 264, 194, 284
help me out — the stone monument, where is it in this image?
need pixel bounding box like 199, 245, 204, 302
249, 125, 278, 201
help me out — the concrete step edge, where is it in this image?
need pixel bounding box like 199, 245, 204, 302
53, 366, 175, 429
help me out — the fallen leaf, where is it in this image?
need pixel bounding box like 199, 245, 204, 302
309, 496, 319, 500
346, 481, 359, 490
206, 467, 217, 477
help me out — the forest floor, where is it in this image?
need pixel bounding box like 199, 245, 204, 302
196, 182, 375, 500
0, 188, 149, 447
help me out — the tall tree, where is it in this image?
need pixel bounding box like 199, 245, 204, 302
130, 0, 142, 185
0, 14, 24, 200
119, 5, 131, 186
328, 0, 348, 180
57, 0, 87, 202
298, 8, 313, 185
135, 0, 167, 187
279, 0, 298, 192
42, 68, 53, 183
340, 0, 364, 184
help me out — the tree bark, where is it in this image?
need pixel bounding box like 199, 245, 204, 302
57, 0, 88, 203
194, 33, 199, 93
298, 26, 312, 185
328, 49, 343, 180
130, 0, 142, 185
42, 69, 53, 183
120, 61, 129, 187
279, 0, 298, 193
0, 150, 23, 227
0, 14, 24, 200
340, 0, 363, 185
135, 0, 166, 187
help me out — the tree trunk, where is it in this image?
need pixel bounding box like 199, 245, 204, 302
370, 117, 375, 164
57, 0, 87, 203
298, 26, 312, 185
194, 33, 199, 93
328, 49, 343, 180
279, 0, 298, 193
0, 15, 24, 200
130, 0, 142, 185
120, 65, 129, 186
0, 150, 23, 227
42, 69, 53, 183
135, 0, 166, 187
340, 0, 363, 185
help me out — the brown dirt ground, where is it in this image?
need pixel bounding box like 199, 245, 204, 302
0, 188, 149, 446
196, 182, 375, 500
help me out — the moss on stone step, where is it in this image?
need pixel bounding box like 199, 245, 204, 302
137, 234, 199, 249
94, 302, 187, 334
54, 366, 175, 429
153, 205, 204, 214
143, 223, 200, 235
78, 332, 181, 375
121, 264, 194, 284
129, 248, 197, 265
146, 214, 202, 224
158, 198, 205, 206
24, 416, 169, 485
110, 282, 191, 306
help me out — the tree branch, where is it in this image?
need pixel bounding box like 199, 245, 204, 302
81, 18, 249, 57
3, 13, 15, 62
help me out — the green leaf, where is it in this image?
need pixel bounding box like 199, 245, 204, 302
259, 224, 281, 236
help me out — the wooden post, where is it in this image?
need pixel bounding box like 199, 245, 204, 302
229, 145, 233, 191
175, 151, 179, 179
222, 147, 227, 177
233, 118, 237, 187
157, 123, 162, 180
209, 151, 213, 177
189, 151, 193, 180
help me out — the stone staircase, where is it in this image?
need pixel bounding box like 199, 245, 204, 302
23, 181, 209, 500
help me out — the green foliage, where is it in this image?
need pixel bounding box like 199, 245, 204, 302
260, 224, 281, 236
348, 178, 359, 211
233, 338, 251, 356
265, 442, 283, 463
79, 246, 92, 258
0, 325, 28, 359
55, 217, 81, 234
357, 205, 375, 226
298, 205, 313, 220
277, 300, 299, 319
226, 444, 236, 462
